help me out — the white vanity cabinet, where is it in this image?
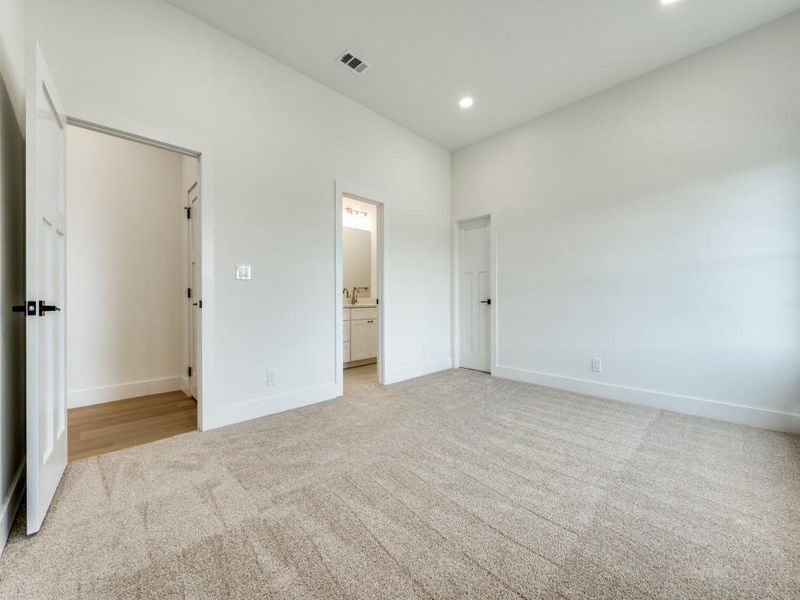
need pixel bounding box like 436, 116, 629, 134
344, 306, 377, 364
343, 308, 351, 362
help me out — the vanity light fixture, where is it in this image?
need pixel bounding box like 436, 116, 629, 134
344, 206, 368, 218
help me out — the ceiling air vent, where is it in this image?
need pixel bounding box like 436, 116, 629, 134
338, 50, 370, 74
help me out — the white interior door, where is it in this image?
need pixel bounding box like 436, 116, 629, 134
26, 44, 68, 534
459, 218, 491, 372
188, 187, 200, 399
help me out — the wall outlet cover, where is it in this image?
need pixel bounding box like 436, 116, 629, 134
591, 358, 602, 373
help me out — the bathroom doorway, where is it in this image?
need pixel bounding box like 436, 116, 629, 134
335, 191, 385, 393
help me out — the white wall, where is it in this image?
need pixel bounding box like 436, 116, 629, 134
29, 0, 452, 429
66, 126, 186, 407
0, 0, 25, 129
0, 0, 26, 555
453, 13, 800, 432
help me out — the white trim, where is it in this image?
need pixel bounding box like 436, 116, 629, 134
451, 209, 497, 374
66, 117, 197, 157
181, 375, 190, 395
1, 460, 25, 556
67, 376, 184, 408
494, 365, 800, 433
385, 358, 453, 385
203, 384, 339, 430
334, 181, 387, 392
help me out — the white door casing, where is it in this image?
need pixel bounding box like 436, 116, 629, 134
188, 186, 200, 399
26, 44, 68, 534
458, 218, 491, 372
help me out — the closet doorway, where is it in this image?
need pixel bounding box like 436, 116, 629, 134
65, 122, 201, 460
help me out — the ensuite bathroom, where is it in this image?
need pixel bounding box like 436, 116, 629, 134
342, 197, 379, 380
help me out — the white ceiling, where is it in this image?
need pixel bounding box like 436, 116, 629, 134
166, 0, 800, 150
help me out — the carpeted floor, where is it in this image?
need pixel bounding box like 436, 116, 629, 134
2, 365, 799, 599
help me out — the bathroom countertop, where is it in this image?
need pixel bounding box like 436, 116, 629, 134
344, 303, 377, 308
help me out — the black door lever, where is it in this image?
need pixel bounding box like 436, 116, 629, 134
480, 299, 492, 305
38, 301, 61, 316
12, 301, 36, 316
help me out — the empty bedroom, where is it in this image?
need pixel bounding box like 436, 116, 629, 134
0, 0, 798, 598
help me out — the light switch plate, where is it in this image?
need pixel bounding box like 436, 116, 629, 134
235, 264, 252, 280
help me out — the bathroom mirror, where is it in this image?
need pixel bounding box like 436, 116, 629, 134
343, 227, 371, 297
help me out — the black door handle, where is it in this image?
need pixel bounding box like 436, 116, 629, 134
38, 301, 61, 316
12, 301, 36, 316
480, 299, 492, 305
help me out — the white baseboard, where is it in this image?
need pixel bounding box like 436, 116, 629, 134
204, 383, 340, 431
1, 459, 25, 557
68, 376, 184, 408
203, 358, 453, 431
385, 358, 453, 385
181, 375, 190, 396
494, 365, 800, 434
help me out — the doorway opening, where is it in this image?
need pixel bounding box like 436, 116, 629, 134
453, 215, 494, 374
64, 122, 201, 461
336, 193, 384, 393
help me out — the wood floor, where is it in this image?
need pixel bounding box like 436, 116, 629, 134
68, 390, 197, 461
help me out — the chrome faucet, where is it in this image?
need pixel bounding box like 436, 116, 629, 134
343, 288, 350, 299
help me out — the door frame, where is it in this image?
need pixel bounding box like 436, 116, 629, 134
452, 209, 497, 374
334, 181, 386, 392
186, 182, 200, 400
65, 117, 210, 431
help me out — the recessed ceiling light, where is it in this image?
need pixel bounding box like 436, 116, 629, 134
459, 96, 474, 109
660, 0, 682, 5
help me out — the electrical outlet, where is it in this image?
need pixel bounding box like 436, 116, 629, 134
267, 369, 277, 386
591, 358, 602, 373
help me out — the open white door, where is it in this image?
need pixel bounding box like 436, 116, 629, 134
25, 44, 68, 534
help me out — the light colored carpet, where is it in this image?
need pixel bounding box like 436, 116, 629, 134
2, 365, 799, 599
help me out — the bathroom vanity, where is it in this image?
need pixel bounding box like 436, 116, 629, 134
343, 305, 378, 365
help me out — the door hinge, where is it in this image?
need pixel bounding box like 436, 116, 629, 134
376, 298, 380, 305
188, 366, 192, 377
185, 206, 191, 219
187, 287, 192, 298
